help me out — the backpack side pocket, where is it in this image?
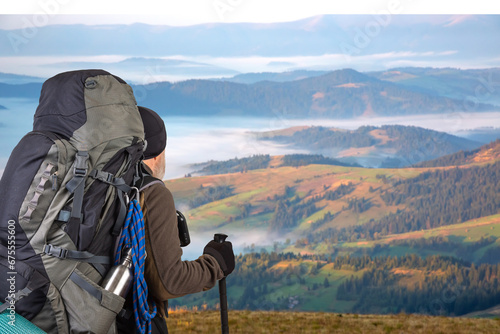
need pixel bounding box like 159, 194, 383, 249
60, 268, 125, 334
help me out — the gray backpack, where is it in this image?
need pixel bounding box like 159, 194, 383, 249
0, 70, 145, 333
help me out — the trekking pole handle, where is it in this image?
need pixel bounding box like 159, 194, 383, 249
214, 233, 229, 334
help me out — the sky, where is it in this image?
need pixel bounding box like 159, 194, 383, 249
1, 1, 500, 182
1, 1, 500, 29
0, 2, 499, 80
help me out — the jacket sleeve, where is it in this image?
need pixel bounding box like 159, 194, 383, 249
142, 183, 224, 301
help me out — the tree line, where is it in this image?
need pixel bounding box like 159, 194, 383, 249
170, 251, 500, 315
336, 254, 500, 316
301, 161, 499, 243
188, 185, 234, 208
414, 139, 500, 168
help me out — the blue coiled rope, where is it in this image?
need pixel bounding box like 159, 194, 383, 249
114, 198, 157, 334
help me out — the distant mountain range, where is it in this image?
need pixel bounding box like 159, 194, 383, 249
0, 82, 42, 99
137, 68, 498, 118
219, 70, 328, 84
0, 68, 498, 119
0, 72, 45, 84
368, 67, 500, 107
221, 67, 500, 108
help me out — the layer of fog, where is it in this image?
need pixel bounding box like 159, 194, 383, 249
163, 112, 500, 180
180, 227, 284, 260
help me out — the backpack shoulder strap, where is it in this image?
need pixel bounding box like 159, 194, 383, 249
139, 175, 164, 192
136, 162, 164, 193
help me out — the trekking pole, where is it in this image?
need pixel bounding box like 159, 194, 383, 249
214, 233, 229, 334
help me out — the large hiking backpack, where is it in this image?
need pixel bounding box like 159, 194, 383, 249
0, 70, 145, 334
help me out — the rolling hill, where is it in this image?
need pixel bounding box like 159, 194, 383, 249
167, 140, 500, 246
189, 154, 360, 176
255, 124, 482, 167
166, 140, 500, 315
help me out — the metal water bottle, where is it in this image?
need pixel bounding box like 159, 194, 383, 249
102, 248, 133, 297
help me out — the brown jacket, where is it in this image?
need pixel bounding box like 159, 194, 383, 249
140, 175, 224, 317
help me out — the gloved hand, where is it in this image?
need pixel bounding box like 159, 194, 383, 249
203, 240, 235, 277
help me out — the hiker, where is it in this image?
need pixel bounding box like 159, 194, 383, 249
116, 106, 235, 333
0, 70, 234, 334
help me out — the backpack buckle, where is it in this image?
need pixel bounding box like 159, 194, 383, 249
73, 151, 89, 177
43, 244, 68, 259
106, 173, 116, 183
74, 167, 87, 176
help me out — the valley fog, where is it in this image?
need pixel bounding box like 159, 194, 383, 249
1, 100, 498, 179
162, 112, 500, 180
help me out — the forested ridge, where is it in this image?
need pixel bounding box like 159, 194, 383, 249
299, 161, 500, 245
414, 139, 500, 167
375, 161, 499, 234
192, 154, 357, 175
258, 125, 479, 167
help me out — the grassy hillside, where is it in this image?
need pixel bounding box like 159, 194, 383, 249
286, 213, 500, 264
189, 154, 358, 176
167, 159, 499, 245
166, 310, 500, 333
166, 163, 421, 239
166, 141, 500, 316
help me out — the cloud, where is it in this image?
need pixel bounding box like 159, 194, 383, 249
170, 50, 462, 74
0, 49, 469, 82
443, 15, 474, 27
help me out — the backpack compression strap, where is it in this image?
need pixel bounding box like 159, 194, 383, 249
88, 169, 133, 236
65, 151, 89, 243
64, 151, 135, 243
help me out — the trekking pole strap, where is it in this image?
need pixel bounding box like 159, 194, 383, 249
43, 244, 111, 264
